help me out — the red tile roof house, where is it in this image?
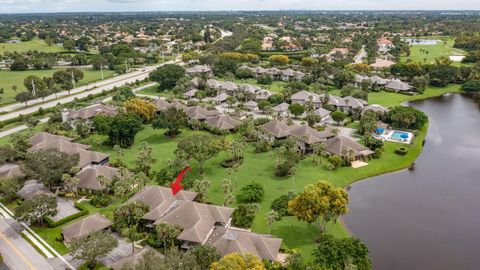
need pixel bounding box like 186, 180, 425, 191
127, 186, 282, 261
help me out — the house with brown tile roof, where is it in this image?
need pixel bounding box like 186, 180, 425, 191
205, 115, 241, 131
260, 120, 291, 141
185, 106, 221, 121
151, 99, 171, 112
154, 201, 234, 246
29, 132, 73, 146
29, 132, 110, 169
271, 103, 290, 117
206, 227, 282, 261
0, 163, 24, 179
76, 165, 119, 191
324, 136, 374, 159
62, 213, 113, 242
288, 124, 335, 152
128, 185, 197, 222
186, 65, 213, 78
110, 246, 162, 270
65, 104, 118, 121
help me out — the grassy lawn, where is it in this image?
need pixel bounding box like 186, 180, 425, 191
0, 69, 116, 105
0, 39, 65, 54
400, 37, 465, 64
78, 122, 426, 259
330, 84, 461, 108
232, 78, 287, 93
136, 84, 170, 98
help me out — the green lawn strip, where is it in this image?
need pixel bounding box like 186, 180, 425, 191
329, 84, 461, 108
0, 68, 116, 105
136, 84, 170, 98
0, 39, 65, 54
231, 78, 287, 93
21, 233, 49, 258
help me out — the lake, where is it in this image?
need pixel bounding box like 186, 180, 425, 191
343, 94, 480, 270
402, 38, 440, 45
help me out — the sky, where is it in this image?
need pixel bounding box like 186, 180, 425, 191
0, 0, 479, 14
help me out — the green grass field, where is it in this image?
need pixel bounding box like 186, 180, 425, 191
330, 84, 461, 108
401, 37, 465, 64
0, 69, 116, 105
0, 39, 65, 54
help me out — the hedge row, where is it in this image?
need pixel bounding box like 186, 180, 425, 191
44, 201, 89, 228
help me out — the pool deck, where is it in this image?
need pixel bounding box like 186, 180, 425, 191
374, 130, 413, 144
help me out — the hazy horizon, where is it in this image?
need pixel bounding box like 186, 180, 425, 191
0, 0, 479, 14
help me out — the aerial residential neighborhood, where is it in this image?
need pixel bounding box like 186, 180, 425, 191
0, 2, 480, 270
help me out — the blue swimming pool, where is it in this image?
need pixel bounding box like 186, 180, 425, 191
391, 131, 409, 140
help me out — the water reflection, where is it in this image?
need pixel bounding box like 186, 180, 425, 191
343, 94, 480, 270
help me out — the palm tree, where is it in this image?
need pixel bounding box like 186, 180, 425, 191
122, 225, 143, 252
266, 210, 281, 234
156, 223, 180, 253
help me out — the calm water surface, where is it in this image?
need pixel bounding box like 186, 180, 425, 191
343, 94, 480, 270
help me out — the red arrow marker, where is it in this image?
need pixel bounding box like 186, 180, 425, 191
170, 167, 191, 195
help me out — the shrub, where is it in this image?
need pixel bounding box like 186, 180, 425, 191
254, 140, 272, 153
45, 201, 88, 228
231, 203, 259, 229
327, 155, 343, 169
90, 195, 111, 208
257, 74, 273, 85
395, 147, 409, 156
271, 193, 295, 217
237, 182, 265, 203
275, 159, 296, 177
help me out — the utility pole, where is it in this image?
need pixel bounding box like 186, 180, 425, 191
31, 79, 36, 96
125, 59, 128, 74
100, 64, 104, 80
71, 71, 76, 89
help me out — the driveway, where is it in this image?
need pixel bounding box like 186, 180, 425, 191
49, 198, 80, 222
100, 234, 133, 267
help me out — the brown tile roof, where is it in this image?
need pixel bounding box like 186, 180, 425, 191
110, 246, 162, 270
324, 136, 374, 157
151, 99, 171, 112
128, 186, 197, 221
206, 227, 282, 261
16, 180, 53, 201
62, 213, 112, 242
185, 106, 219, 121
76, 165, 119, 191
68, 104, 118, 120
29, 132, 73, 146
0, 163, 24, 179
154, 201, 234, 244
28, 133, 109, 168
260, 120, 291, 139
288, 125, 334, 144
205, 115, 240, 130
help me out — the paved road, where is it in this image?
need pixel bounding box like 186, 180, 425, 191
0, 64, 167, 113
0, 118, 49, 139
0, 219, 54, 270
0, 60, 179, 122
354, 45, 367, 64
